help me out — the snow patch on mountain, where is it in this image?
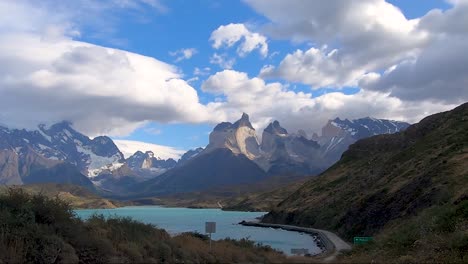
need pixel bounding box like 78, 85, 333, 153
76, 145, 123, 177
114, 139, 185, 160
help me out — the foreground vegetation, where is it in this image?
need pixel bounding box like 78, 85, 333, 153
0, 188, 286, 263
341, 201, 468, 263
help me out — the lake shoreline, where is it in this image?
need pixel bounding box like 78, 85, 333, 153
239, 221, 352, 260
75, 206, 321, 256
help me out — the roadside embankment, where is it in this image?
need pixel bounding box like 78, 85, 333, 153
239, 221, 351, 262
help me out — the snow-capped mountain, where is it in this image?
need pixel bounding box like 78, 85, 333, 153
178, 147, 204, 165
318, 117, 410, 165
0, 121, 125, 178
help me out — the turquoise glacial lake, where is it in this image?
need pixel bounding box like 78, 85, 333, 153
75, 206, 321, 255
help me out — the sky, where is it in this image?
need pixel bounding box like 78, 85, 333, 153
0, 0, 467, 159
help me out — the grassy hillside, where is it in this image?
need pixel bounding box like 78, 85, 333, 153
0, 184, 126, 209
262, 102, 468, 262
0, 188, 287, 263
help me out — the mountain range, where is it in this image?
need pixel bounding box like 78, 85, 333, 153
0, 114, 409, 195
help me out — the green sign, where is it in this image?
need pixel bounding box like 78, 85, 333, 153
353, 237, 373, 245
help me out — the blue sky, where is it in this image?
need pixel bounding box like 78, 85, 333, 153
98, 0, 450, 150
1, 0, 466, 158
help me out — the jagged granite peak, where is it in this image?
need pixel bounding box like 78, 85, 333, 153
213, 122, 233, 132
260, 120, 323, 175
126, 150, 177, 173
207, 113, 260, 160
264, 120, 288, 135
233, 112, 254, 129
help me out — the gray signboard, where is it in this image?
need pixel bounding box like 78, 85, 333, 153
205, 222, 216, 234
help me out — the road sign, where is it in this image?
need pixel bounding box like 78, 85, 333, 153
353, 237, 373, 245
205, 222, 216, 233
291, 248, 309, 255
205, 222, 216, 251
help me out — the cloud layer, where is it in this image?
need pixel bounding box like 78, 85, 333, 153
247, 0, 468, 106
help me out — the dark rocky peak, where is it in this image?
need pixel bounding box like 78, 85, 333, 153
233, 113, 254, 130
90, 136, 123, 159
48, 120, 73, 130
91, 136, 112, 145
39, 121, 90, 145
179, 147, 204, 163
321, 119, 346, 138
295, 136, 320, 149
213, 122, 233, 132
264, 120, 288, 135
131, 151, 145, 158
153, 158, 177, 168
212, 113, 255, 132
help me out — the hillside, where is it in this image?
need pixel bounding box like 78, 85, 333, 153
134, 148, 268, 196
0, 184, 125, 209
262, 102, 468, 262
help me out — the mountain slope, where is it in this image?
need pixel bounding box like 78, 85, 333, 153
135, 148, 268, 196
262, 102, 468, 245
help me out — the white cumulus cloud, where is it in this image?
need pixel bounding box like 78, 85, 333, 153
246, 0, 468, 105
210, 23, 268, 57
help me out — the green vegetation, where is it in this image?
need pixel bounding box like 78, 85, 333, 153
0, 188, 286, 263
262, 103, 468, 262
342, 201, 468, 263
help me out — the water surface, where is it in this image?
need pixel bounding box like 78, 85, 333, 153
75, 206, 321, 255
